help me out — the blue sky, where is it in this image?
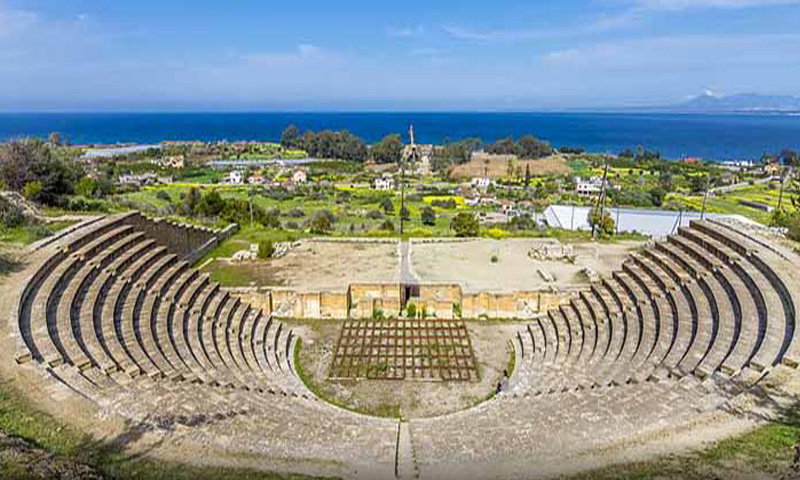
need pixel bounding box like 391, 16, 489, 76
0, 0, 799, 111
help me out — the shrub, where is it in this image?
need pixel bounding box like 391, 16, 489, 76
485, 228, 509, 240
406, 303, 417, 319
452, 303, 462, 318
452, 212, 479, 237
379, 219, 395, 233
381, 197, 394, 215
258, 240, 275, 259
372, 308, 385, 320
491, 255, 499, 263
155, 190, 171, 202
22, 181, 43, 201
287, 208, 305, 218
0, 195, 26, 228
366, 209, 384, 219
788, 213, 800, 242
309, 212, 333, 234
587, 207, 615, 238
399, 205, 410, 221
431, 198, 457, 209
421, 206, 436, 226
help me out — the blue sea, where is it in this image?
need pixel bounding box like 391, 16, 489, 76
0, 112, 798, 161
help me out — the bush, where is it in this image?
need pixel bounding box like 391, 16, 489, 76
452, 212, 479, 237
309, 211, 333, 234
0, 196, 26, 228
366, 209, 383, 219
22, 181, 43, 201
399, 205, 410, 221
588, 207, 615, 238
379, 219, 395, 233
431, 198, 457, 209
381, 197, 394, 215
258, 240, 275, 259
788, 213, 800, 242
287, 208, 305, 218
490, 255, 499, 263
421, 206, 436, 226
155, 190, 171, 202
452, 303, 462, 318
406, 303, 417, 319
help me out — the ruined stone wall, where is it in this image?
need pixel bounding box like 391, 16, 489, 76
226, 282, 568, 320
348, 283, 402, 319
123, 212, 237, 263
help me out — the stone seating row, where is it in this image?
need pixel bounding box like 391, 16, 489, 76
16, 215, 307, 400
514, 222, 799, 397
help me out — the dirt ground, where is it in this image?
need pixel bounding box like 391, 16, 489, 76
291, 319, 521, 419
266, 241, 400, 291
450, 153, 571, 180
411, 238, 645, 292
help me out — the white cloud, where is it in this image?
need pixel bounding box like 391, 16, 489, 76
242, 44, 339, 66
542, 34, 800, 69
386, 25, 423, 38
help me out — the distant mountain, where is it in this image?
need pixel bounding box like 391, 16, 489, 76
672, 93, 800, 113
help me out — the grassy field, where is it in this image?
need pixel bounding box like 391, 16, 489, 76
666, 182, 793, 225
569, 405, 800, 479
0, 220, 79, 245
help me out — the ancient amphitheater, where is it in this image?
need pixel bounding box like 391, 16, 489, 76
3, 211, 800, 480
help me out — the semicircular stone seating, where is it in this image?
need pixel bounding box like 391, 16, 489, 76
10, 212, 800, 480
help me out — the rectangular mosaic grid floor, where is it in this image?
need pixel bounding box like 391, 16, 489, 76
329, 319, 479, 381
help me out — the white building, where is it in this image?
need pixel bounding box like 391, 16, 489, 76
374, 175, 395, 191
575, 177, 604, 196
228, 170, 244, 185
291, 168, 308, 184
470, 177, 492, 190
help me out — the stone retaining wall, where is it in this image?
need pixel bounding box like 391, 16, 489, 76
226, 282, 568, 320
122, 212, 237, 263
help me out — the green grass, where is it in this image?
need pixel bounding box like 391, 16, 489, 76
0, 220, 79, 245
293, 338, 403, 419
567, 404, 800, 480
0, 376, 337, 480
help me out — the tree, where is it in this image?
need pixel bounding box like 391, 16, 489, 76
196, 190, 225, 217
518, 135, 552, 159
421, 206, 436, 226
524, 164, 531, 188
22, 181, 43, 201
780, 149, 799, 168
76, 177, 99, 198
379, 219, 395, 233
618, 148, 635, 159
588, 207, 615, 238
183, 187, 202, 216
281, 124, 301, 149
371, 134, 404, 164
309, 210, 335, 234
399, 205, 410, 221
0, 139, 81, 206
381, 197, 394, 215
258, 240, 275, 259
451, 212, 479, 237
650, 188, 667, 207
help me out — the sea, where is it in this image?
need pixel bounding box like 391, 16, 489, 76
0, 112, 798, 161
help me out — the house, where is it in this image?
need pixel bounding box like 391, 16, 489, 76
154, 155, 185, 169
374, 174, 395, 191
470, 177, 492, 190
763, 163, 781, 176
228, 170, 244, 185
248, 174, 267, 185
575, 177, 604, 196
118, 173, 158, 187
291, 168, 308, 185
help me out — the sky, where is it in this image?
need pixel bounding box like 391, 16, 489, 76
0, 0, 799, 111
